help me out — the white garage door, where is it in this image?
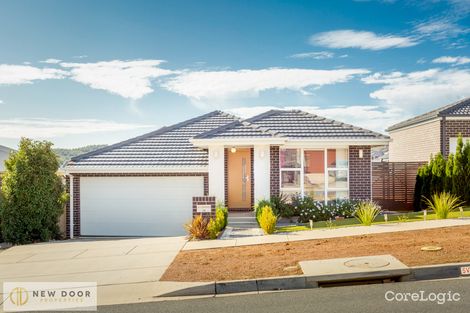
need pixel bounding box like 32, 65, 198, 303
80, 176, 204, 236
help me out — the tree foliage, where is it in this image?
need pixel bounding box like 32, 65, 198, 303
414, 134, 470, 210
0, 138, 67, 244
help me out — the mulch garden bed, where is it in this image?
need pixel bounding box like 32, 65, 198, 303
161, 225, 470, 282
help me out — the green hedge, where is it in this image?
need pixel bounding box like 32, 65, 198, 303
0, 138, 67, 244
414, 134, 470, 210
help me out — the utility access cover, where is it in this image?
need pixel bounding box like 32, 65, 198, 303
344, 258, 390, 269
299, 255, 410, 283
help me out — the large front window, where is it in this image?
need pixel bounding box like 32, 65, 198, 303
280, 148, 349, 201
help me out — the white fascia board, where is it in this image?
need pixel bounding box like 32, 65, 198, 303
283, 138, 390, 147
445, 116, 470, 121
387, 117, 441, 133
190, 138, 287, 148
65, 166, 208, 174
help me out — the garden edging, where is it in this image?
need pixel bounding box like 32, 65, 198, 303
159, 261, 470, 297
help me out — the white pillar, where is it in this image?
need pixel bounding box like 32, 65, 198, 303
208, 145, 225, 203
254, 145, 270, 202
69, 175, 74, 239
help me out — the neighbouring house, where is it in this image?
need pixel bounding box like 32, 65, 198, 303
65, 110, 389, 237
387, 97, 470, 162
0, 145, 14, 185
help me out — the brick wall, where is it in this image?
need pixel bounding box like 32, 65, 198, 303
192, 196, 216, 219
389, 119, 441, 162
349, 145, 372, 200
224, 148, 228, 207
250, 148, 254, 208
65, 172, 208, 237
270, 146, 280, 197
442, 119, 470, 157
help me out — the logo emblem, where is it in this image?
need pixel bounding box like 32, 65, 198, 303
9, 287, 29, 306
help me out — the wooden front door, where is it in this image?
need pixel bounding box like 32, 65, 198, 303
227, 148, 252, 209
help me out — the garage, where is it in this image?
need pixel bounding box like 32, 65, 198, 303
79, 176, 204, 236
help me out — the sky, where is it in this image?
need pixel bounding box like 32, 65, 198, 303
0, 0, 469, 148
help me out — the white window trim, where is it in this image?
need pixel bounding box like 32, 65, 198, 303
279, 148, 349, 202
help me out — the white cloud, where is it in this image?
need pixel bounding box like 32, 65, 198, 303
162, 68, 369, 103
432, 56, 470, 65
226, 105, 404, 133
0, 118, 153, 139
363, 68, 470, 112
0, 64, 67, 85
414, 18, 469, 43
290, 51, 334, 59
60, 60, 174, 100
309, 29, 418, 50
0, 100, 3, 104
40, 58, 62, 64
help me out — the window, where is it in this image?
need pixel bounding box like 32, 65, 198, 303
280, 149, 301, 195
280, 148, 349, 202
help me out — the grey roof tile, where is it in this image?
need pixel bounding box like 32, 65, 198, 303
246, 110, 388, 139
68, 108, 388, 169
68, 111, 237, 168
387, 97, 470, 132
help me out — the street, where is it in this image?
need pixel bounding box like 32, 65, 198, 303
98, 278, 470, 313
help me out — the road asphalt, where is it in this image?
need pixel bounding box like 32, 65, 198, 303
96, 277, 470, 313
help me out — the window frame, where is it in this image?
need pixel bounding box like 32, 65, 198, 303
279, 147, 349, 202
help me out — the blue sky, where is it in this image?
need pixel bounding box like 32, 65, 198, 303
0, 0, 469, 148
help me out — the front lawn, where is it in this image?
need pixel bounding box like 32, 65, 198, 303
161, 225, 470, 282
276, 207, 470, 233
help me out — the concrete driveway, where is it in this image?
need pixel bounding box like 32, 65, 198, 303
0, 237, 200, 305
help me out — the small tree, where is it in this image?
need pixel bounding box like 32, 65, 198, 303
452, 135, 465, 197
430, 153, 446, 194
0, 138, 67, 244
444, 153, 454, 192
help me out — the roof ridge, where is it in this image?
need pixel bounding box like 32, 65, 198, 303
194, 117, 281, 139
298, 109, 389, 139
387, 96, 470, 131
70, 110, 231, 163
244, 109, 282, 123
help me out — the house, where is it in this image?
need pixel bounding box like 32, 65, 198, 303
0, 145, 14, 183
387, 97, 470, 162
65, 110, 389, 237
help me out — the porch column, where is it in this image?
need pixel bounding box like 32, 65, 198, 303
69, 174, 74, 239
208, 145, 225, 203
254, 145, 270, 202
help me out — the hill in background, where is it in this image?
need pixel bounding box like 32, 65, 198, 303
54, 145, 107, 166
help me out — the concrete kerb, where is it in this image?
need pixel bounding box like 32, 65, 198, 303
158, 261, 470, 297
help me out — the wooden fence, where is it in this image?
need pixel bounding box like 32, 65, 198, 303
372, 162, 426, 211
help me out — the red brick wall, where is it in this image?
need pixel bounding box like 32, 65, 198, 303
349, 145, 372, 200
66, 172, 208, 237
192, 196, 216, 219
270, 146, 280, 197
442, 119, 470, 157
250, 148, 254, 208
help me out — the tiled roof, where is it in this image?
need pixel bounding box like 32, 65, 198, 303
245, 110, 388, 139
195, 110, 386, 140
68, 109, 389, 169
68, 111, 237, 168
194, 120, 279, 139
387, 97, 470, 132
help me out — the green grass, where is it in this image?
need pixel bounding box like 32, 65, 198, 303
275, 207, 470, 233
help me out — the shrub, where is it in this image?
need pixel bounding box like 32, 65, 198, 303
258, 206, 277, 234
185, 215, 210, 240
0, 138, 67, 244
296, 196, 357, 223
424, 192, 463, 219
271, 194, 295, 217
354, 201, 381, 226
255, 199, 273, 220
216, 202, 228, 228
414, 134, 470, 210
